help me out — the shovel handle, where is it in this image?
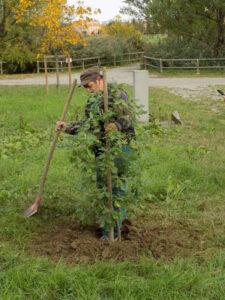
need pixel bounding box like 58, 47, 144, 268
37, 80, 77, 198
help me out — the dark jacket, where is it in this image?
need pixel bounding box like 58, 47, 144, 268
65, 84, 135, 155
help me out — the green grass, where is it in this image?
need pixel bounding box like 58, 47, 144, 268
1, 252, 225, 300
0, 84, 225, 299
145, 67, 225, 77
0, 70, 78, 80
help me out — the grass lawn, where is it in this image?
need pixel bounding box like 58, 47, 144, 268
0, 84, 225, 299
145, 67, 225, 77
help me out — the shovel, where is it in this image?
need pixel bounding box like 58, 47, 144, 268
23, 80, 77, 217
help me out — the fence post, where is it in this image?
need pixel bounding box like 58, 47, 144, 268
160, 59, 163, 73
98, 57, 101, 66
141, 53, 144, 68
37, 61, 40, 74
144, 57, 147, 69
44, 55, 48, 94
68, 55, 72, 89
82, 59, 85, 70
113, 55, 116, 66
196, 59, 200, 75
0, 62, 3, 75
55, 53, 60, 92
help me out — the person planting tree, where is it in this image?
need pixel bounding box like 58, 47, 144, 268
56, 66, 136, 241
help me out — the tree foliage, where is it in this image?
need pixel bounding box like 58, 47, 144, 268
120, 0, 154, 33
121, 0, 225, 55
102, 16, 142, 50
62, 87, 143, 230
70, 35, 143, 63
0, 0, 40, 72
103, 17, 141, 39
0, 0, 100, 72
16, 0, 100, 54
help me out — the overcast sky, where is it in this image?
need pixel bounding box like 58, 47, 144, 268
69, 0, 130, 22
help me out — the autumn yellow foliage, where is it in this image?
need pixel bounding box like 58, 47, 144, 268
16, 0, 100, 54
103, 20, 141, 40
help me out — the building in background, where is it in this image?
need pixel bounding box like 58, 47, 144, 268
74, 20, 101, 35
87, 20, 101, 35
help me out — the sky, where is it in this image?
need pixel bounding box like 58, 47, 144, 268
69, 0, 131, 22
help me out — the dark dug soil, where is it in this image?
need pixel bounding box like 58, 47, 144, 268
29, 218, 206, 264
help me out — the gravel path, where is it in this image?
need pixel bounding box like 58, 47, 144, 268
0, 64, 224, 89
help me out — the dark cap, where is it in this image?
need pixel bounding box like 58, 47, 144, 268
80, 66, 101, 86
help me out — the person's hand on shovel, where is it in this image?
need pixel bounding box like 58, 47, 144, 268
56, 121, 67, 131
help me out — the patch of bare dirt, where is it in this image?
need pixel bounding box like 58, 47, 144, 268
29, 218, 206, 264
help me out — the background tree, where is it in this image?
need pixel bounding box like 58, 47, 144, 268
16, 0, 99, 54
149, 0, 225, 55
120, 0, 154, 34
121, 0, 225, 56
102, 16, 142, 49
0, 0, 41, 72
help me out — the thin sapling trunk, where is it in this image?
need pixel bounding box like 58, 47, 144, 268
103, 67, 114, 243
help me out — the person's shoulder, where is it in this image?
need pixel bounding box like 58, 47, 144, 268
116, 88, 128, 101
86, 92, 99, 104
108, 83, 128, 100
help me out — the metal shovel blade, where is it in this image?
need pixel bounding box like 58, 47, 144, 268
23, 197, 40, 217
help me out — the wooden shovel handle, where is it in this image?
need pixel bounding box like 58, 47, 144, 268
37, 80, 77, 199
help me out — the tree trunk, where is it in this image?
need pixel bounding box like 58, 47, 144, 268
0, 0, 7, 38
103, 67, 114, 243
215, 8, 225, 55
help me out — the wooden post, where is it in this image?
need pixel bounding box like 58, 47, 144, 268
44, 55, 48, 93
160, 59, 163, 73
141, 53, 144, 68
60, 61, 63, 71
103, 67, 114, 243
98, 57, 101, 66
144, 57, 147, 70
37, 61, 40, 74
113, 55, 116, 67
196, 59, 200, 75
55, 53, 60, 92
82, 59, 85, 70
0, 62, 3, 75
68, 55, 72, 89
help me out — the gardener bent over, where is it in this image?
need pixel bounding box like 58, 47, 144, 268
56, 66, 135, 240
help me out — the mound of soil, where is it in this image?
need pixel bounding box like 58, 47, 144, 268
29, 218, 205, 264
